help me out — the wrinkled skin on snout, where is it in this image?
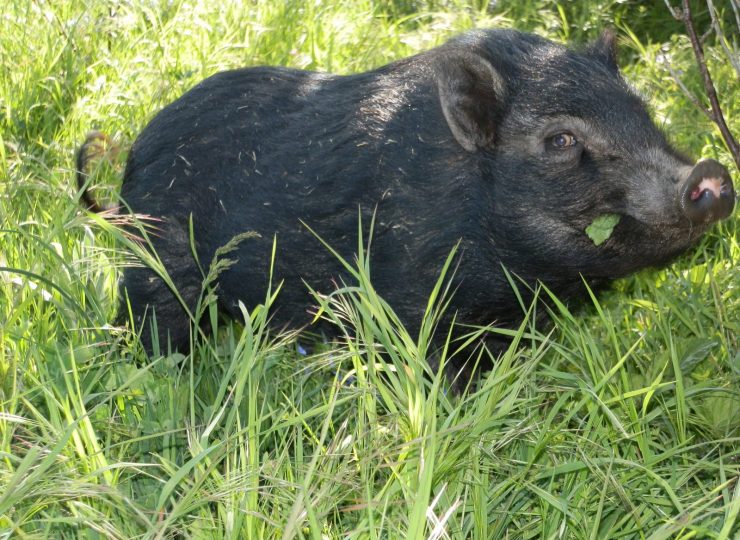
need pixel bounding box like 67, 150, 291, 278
92, 29, 735, 368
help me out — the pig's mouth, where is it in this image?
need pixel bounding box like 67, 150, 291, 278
597, 212, 709, 251
578, 213, 708, 278
632, 213, 711, 239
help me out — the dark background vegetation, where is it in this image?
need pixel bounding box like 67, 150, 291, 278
0, 0, 737, 538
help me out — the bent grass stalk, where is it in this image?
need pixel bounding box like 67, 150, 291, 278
0, 0, 738, 537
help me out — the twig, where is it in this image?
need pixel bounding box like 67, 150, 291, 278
707, 0, 740, 78
664, 0, 681, 20
681, 0, 740, 169
731, 0, 740, 34
661, 58, 714, 122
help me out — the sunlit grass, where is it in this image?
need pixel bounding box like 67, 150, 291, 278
0, 0, 738, 537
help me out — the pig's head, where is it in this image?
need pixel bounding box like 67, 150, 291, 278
436, 29, 735, 282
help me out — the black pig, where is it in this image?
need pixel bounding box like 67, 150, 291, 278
78, 29, 735, 368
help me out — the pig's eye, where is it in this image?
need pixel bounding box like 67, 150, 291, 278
549, 133, 578, 149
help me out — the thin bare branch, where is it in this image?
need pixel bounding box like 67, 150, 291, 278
664, 0, 681, 20
731, 0, 740, 33
681, 0, 740, 169
662, 57, 714, 121
707, 0, 740, 78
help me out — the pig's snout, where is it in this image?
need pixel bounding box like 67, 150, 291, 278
681, 159, 735, 224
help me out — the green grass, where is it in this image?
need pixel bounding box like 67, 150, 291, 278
1, 0, 738, 537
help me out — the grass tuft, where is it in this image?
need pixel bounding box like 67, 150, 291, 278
1, 0, 737, 537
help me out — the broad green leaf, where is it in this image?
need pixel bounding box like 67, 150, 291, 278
586, 214, 621, 245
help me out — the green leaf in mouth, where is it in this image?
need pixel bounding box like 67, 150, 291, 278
585, 214, 621, 246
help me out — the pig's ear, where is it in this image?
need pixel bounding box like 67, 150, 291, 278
437, 52, 503, 152
589, 29, 619, 71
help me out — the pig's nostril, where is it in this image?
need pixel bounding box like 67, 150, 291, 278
689, 177, 722, 201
